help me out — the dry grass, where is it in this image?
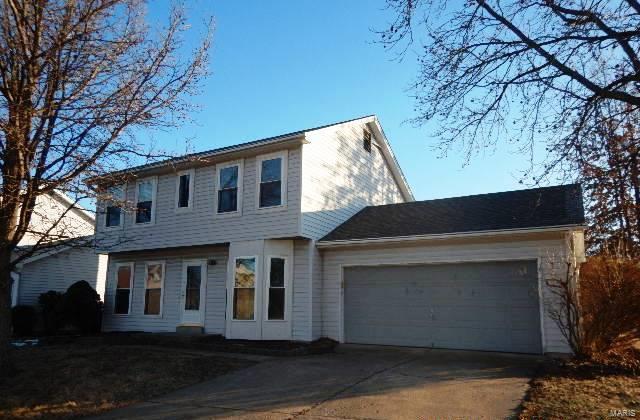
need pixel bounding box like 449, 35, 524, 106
0, 343, 255, 419
520, 360, 640, 419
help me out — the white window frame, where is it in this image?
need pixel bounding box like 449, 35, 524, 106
265, 255, 288, 322
232, 255, 258, 321
175, 169, 195, 211
103, 184, 126, 230
113, 262, 134, 316
215, 160, 243, 217
134, 177, 157, 226
143, 261, 165, 317
256, 151, 288, 211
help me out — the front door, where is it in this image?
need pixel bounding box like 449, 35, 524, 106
180, 260, 207, 326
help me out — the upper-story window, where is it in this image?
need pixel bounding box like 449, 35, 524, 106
135, 177, 156, 224
105, 185, 124, 228
176, 169, 194, 210
217, 161, 243, 214
363, 129, 372, 153
257, 151, 287, 209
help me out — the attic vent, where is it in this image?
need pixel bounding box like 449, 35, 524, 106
363, 130, 372, 153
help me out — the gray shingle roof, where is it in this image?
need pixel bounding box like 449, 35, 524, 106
320, 184, 585, 242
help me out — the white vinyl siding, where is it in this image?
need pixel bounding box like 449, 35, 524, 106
321, 233, 574, 354
101, 246, 228, 334
300, 120, 405, 240
17, 248, 107, 306
96, 148, 302, 252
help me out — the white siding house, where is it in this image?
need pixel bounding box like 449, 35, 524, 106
94, 115, 585, 354
11, 191, 108, 307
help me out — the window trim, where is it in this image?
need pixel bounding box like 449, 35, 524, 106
134, 177, 157, 226
103, 184, 126, 230
363, 129, 372, 153
215, 160, 244, 217
143, 260, 165, 317
232, 255, 258, 321
255, 151, 288, 211
175, 169, 195, 212
113, 262, 134, 316
265, 255, 288, 322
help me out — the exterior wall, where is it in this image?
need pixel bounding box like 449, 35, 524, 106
102, 246, 228, 334
96, 146, 302, 252
19, 193, 94, 247
300, 121, 407, 340
320, 233, 575, 353
300, 121, 405, 240
17, 247, 107, 306
293, 239, 312, 340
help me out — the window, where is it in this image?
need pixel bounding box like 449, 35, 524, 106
135, 178, 156, 224
233, 257, 256, 320
217, 162, 242, 214
257, 152, 287, 209
267, 257, 286, 320
363, 129, 372, 153
114, 263, 133, 314
105, 185, 124, 228
144, 262, 164, 315
176, 169, 194, 210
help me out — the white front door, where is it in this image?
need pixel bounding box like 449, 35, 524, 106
180, 260, 207, 326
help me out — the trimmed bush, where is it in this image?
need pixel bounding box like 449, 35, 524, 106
64, 281, 102, 334
38, 291, 66, 335
12, 305, 36, 337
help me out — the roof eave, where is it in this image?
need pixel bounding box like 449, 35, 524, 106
317, 223, 586, 248
87, 133, 307, 185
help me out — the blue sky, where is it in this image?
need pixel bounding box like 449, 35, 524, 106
144, 1, 547, 201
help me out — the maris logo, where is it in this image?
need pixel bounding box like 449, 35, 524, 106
609, 409, 636, 417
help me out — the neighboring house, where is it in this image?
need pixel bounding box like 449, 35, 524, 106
94, 115, 585, 354
11, 191, 108, 307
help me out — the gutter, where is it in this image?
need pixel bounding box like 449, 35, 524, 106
316, 224, 586, 248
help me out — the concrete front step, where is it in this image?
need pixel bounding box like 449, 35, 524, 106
176, 325, 204, 335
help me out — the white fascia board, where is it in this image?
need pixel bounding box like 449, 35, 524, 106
316, 224, 586, 248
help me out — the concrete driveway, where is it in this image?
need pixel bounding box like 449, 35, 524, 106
95, 345, 541, 419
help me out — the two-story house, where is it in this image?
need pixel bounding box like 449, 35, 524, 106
94, 115, 585, 354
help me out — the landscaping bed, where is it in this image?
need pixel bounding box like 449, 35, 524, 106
520, 359, 640, 419
0, 342, 255, 419
41, 332, 339, 356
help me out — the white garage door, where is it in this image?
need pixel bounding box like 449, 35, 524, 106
343, 260, 542, 353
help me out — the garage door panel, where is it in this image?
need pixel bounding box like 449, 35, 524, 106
343, 261, 542, 353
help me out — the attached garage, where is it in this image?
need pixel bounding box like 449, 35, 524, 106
318, 184, 587, 354
343, 261, 542, 353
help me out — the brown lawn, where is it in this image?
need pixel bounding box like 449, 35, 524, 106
520, 361, 640, 419
0, 343, 255, 419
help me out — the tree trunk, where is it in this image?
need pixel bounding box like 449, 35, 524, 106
0, 250, 13, 378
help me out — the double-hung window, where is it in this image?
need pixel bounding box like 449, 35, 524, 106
233, 257, 256, 320
105, 185, 124, 228
217, 162, 242, 214
176, 169, 194, 210
144, 262, 164, 315
267, 257, 286, 320
114, 263, 133, 315
135, 178, 156, 224
257, 152, 287, 209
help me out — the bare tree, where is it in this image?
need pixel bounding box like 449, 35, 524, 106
0, 0, 212, 375
380, 0, 640, 166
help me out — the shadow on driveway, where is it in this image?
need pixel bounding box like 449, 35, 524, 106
93, 344, 542, 419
